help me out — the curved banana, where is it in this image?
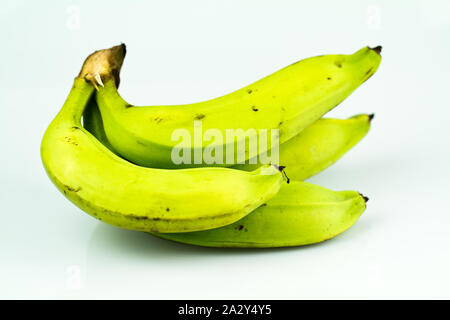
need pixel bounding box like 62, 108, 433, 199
95, 45, 381, 168
41, 46, 283, 233
234, 114, 373, 180
83, 99, 371, 181
152, 181, 367, 248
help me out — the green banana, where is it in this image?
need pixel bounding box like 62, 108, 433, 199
83, 96, 118, 154
95, 45, 381, 168
83, 99, 371, 181
41, 46, 283, 233
234, 114, 373, 180
152, 181, 367, 248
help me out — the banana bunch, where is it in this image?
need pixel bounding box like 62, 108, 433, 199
41, 44, 381, 247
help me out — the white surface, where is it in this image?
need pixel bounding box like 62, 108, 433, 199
1, 0, 450, 299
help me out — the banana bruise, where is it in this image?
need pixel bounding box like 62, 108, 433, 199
83, 99, 371, 181
41, 47, 283, 233
152, 181, 367, 248
95, 45, 381, 168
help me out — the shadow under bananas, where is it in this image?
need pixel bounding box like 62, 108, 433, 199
82, 220, 366, 298
87, 222, 324, 259
83, 213, 371, 297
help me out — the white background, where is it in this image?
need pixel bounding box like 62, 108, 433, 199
1, 0, 450, 299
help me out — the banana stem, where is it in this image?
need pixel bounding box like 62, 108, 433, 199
55, 79, 95, 124
78, 44, 126, 89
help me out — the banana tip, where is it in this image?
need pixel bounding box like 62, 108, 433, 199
273, 165, 290, 184
370, 45, 382, 55
359, 193, 369, 203
120, 43, 127, 55
368, 113, 375, 122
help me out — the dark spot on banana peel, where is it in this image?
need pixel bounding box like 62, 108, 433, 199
237, 225, 244, 230
278, 121, 283, 126
136, 140, 147, 146
365, 67, 373, 76
125, 104, 134, 108
251, 106, 258, 112
194, 114, 205, 120
154, 117, 164, 123
62, 137, 78, 146
125, 215, 160, 221
64, 184, 81, 193
71, 126, 81, 130
166, 208, 170, 212
335, 62, 342, 68
125, 211, 238, 222
327, 77, 332, 80
247, 89, 252, 94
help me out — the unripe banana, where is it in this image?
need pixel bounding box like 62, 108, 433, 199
152, 181, 367, 248
83, 99, 371, 181
83, 96, 118, 154
234, 114, 373, 180
95, 45, 381, 168
41, 46, 283, 233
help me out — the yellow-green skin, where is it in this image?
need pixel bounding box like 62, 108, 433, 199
96, 46, 381, 168
234, 114, 372, 180
83, 96, 118, 154
41, 78, 283, 233
84, 99, 371, 181
152, 181, 367, 248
